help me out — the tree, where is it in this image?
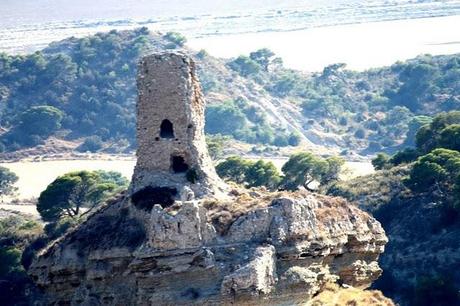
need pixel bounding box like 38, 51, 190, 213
404, 115, 432, 147
453, 175, 460, 210
245, 160, 281, 190
439, 124, 460, 151
249, 48, 275, 71
228, 55, 261, 77
216, 157, 281, 190
321, 63, 346, 78
206, 135, 229, 160
16, 106, 64, 137
288, 132, 301, 146
281, 152, 329, 191
321, 156, 345, 185
372, 153, 390, 170
416, 111, 460, 153
384, 106, 412, 138
390, 148, 420, 166
77, 136, 103, 152
405, 148, 460, 193
270, 74, 298, 97
387, 62, 440, 112
37, 170, 128, 222
0, 166, 18, 200
205, 100, 247, 135
216, 156, 251, 184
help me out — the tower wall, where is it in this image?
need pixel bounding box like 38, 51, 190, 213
131, 52, 225, 200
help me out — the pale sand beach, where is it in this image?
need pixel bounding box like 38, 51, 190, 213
188, 15, 460, 71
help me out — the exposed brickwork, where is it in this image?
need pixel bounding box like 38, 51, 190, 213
131, 52, 225, 199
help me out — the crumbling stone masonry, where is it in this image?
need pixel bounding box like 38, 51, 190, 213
131, 52, 226, 204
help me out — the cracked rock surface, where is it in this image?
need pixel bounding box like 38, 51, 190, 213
29, 193, 388, 305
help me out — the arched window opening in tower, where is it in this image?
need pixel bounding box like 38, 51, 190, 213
160, 119, 175, 138
171, 155, 189, 173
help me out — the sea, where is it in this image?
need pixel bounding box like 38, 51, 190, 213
0, 0, 460, 69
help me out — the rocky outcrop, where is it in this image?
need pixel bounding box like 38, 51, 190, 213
29, 192, 388, 305
28, 52, 389, 305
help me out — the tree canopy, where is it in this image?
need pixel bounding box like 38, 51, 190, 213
416, 111, 460, 153
228, 55, 261, 77
216, 156, 281, 190
405, 148, 460, 193
281, 152, 344, 191
0, 166, 18, 199
37, 170, 128, 222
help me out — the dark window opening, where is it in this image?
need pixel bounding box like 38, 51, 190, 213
171, 155, 189, 173
160, 119, 174, 138
131, 186, 177, 210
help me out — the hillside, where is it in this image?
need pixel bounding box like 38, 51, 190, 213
0, 28, 459, 159
326, 111, 460, 305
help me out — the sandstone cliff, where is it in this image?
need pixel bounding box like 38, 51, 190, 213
29, 190, 389, 305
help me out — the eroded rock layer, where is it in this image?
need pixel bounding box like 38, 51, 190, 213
29, 191, 388, 305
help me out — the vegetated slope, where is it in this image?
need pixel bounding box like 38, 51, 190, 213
330, 168, 460, 306
327, 112, 460, 306
0, 28, 459, 157
0, 210, 45, 305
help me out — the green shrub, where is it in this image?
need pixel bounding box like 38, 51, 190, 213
0, 166, 18, 199
196, 49, 208, 59
287, 132, 301, 146
216, 156, 251, 184
405, 148, 460, 193
163, 32, 187, 47
273, 135, 289, 147
0, 247, 22, 277
77, 136, 103, 152
390, 148, 420, 165
205, 100, 247, 135
228, 55, 261, 77
416, 111, 460, 153
372, 153, 391, 170
216, 157, 281, 190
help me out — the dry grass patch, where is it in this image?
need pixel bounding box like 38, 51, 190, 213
203, 186, 304, 234
307, 283, 394, 306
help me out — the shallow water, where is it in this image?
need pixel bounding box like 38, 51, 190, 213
1, 1, 459, 71
189, 15, 460, 71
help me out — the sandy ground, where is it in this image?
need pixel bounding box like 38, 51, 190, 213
0, 205, 40, 217
188, 15, 460, 71
0, 157, 374, 218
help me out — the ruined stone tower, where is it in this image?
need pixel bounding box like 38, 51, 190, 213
131, 52, 225, 205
